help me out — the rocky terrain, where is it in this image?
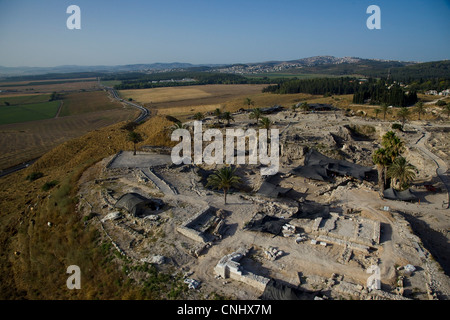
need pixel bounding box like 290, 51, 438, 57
76, 107, 450, 300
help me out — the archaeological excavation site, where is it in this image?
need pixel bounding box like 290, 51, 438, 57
77, 106, 450, 300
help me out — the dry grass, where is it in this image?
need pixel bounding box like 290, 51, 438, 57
0, 115, 175, 299
59, 91, 124, 116
120, 87, 213, 104
0, 108, 139, 170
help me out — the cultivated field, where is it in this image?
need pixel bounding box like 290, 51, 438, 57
59, 91, 126, 116
0, 93, 51, 105
0, 89, 139, 170
0, 78, 99, 94
0, 101, 61, 125
119, 84, 318, 120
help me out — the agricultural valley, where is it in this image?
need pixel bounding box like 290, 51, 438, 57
0, 58, 449, 302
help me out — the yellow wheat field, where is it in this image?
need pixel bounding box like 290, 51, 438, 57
119, 87, 212, 104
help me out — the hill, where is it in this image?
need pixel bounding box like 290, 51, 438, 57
0, 116, 176, 299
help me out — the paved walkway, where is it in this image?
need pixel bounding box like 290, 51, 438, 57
108, 151, 172, 169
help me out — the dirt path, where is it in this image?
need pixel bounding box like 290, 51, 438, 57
54, 100, 63, 118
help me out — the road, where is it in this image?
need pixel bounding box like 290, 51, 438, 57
411, 124, 450, 209
0, 86, 150, 179
103, 86, 150, 123
0, 158, 39, 178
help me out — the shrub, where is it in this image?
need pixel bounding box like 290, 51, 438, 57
436, 100, 447, 107
26, 171, 44, 181
392, 123, 403, 131
42, 180, 59, 191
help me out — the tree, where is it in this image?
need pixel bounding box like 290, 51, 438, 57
206, 166, 241, 204
436, 100, 446, 107
244, 97, 254, 109
259, 117, 272, 130
414, 102, 425, 120
397, 107, 410, 128
193, 112, 205, 121
380, 103, 389, 120
382, 131, 404, 162
49, 92, 58, 101
127, 131, 143, 155
221, 111, 234, 126
374, 108, 381, 119
249, 108, 262, 125
213, 108, 222, 125
300, 102, 310, 112
387, 157, 417, 190
372, 148, 390, 190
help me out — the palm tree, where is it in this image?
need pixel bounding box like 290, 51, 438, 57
206, 166, 241, 204
414, 102, 425, 120
372, 148, 390, 190
167, 121, 187, 137
127, 131, 143, 156
259, 117, 272, 130
193, 112, 205, 121
380, 103, 389, 120
213, 108, 222, 126
397, 107, 410, 128
222, 111, 234, 126
374, 108, 381, 119
249, 108, 262, 125
382, 131, 404, 162
244, 97, 254, 109
387, 157, 417, 190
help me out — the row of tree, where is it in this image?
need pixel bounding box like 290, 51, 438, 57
262, 77, 360, 95
112, 72, 272, 90
352, 81, 418, 107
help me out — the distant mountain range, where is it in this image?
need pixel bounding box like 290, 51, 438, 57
0, 62, 222, 77
1, 56, 448, 80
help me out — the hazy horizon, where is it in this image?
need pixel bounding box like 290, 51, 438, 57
1, 0, 449, 68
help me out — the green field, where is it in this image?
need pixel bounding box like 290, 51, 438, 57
0, 79, 97, 87
0, 94, 51, 106
0, 100, 60, 125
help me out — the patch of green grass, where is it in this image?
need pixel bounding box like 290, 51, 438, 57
0, 101, 60, 125
0, 94, 51, 106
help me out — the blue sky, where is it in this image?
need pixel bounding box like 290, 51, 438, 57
0, 0, 449, 67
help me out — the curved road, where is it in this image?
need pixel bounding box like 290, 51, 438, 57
103, 86, 150, 123
411, 125, 450, 209
1, 86, 150, 179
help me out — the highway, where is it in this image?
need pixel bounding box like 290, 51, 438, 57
0, 158, 39, 178
103, 85, 150, 123
0, 85, 150, 179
